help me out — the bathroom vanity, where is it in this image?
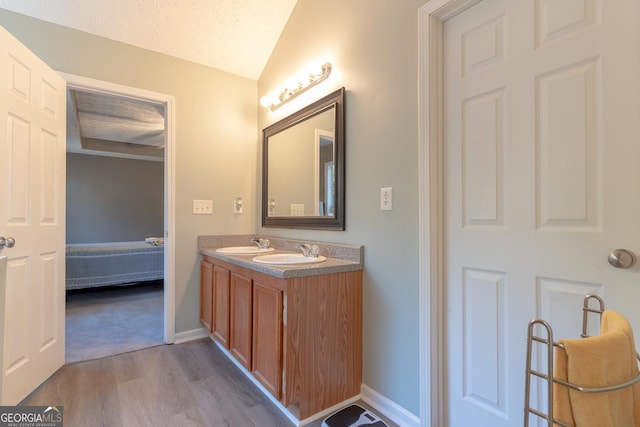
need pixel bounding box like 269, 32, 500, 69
198, 235, 363, 422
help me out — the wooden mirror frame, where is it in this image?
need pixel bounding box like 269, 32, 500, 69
262, 87, 345, 230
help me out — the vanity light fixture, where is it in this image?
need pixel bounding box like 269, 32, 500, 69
260, 62, 332, 111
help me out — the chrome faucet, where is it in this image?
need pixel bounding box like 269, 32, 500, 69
251, 238, 270, 249
296, 243, 320, 257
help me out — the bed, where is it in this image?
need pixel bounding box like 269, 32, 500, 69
65, 241, 164, 290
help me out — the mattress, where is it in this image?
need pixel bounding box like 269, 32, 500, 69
66, 241, 164, 290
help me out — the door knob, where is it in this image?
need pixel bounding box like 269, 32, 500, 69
0, 237, 15, 249
608, 249, 636, 269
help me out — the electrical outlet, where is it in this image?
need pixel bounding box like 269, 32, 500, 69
193, 199, 213, 214
381, 187, 392, 210
234, 197, 243, 214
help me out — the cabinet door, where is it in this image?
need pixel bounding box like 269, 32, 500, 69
199, 260, 213, 332
230, 273, 252, 370
252, 282, 283, 399
212, 265, 230, 348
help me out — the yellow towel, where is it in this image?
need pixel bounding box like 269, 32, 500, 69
553, 310, 640, 427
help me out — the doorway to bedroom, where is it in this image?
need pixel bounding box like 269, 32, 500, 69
63, 75, 175, 363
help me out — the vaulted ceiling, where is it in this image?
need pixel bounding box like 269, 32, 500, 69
0, 0, 297, 161
0, 0, 297, 79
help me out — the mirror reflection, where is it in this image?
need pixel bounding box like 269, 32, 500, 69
262, 87, 345, 230
267, 107, 335, 217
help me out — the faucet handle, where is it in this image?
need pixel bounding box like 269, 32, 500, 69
296, 243, 310, 256
251, 238, 270, 249
297, 243, 320, 257
309, 244, 320, 257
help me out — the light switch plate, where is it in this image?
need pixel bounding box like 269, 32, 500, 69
193, 199, 213, 214
381, 187, 392, 211
290, 203, 305, 216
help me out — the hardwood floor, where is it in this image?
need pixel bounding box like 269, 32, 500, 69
22, 339, 294, 427
22, 338, 398, 427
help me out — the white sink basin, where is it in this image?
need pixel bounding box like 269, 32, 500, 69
252, 253, 327, 265
216, 246, 275, 255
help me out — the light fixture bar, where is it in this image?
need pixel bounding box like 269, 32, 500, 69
261, 62, 332, 111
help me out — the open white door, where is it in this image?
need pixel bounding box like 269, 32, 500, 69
0, 25, 66, 405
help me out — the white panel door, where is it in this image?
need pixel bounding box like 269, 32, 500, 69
0, 25, 66, 405
443, 0, 640, 425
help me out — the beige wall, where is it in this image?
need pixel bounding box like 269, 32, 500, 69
0, 9, 258, 334
258, 0, 424, 416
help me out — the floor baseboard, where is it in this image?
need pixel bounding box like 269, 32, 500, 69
360, 384, 420, 427
174, 327, 209, 344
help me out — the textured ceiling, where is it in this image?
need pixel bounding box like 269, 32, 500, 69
67, 89, 167, 161
1, 0, 298, 161
0, 0, 297, 79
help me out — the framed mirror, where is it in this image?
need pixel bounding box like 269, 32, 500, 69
262, 87, 345, 230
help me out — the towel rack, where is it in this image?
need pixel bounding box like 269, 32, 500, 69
523, 294, 640, 427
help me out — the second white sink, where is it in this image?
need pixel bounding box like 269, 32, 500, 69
252, 253, 327, 265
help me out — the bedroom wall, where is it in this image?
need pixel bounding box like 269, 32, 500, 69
258, 0, 425, 417
66, 153, 164, 244
0, 10, 257, 335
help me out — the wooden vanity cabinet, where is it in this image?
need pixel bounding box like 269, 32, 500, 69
281, 271, 363, 419
252, 281, 283, 399
200, 260, 231, 347
211, 265, 230, 347
199, 260, 213, 332
230, 273, 252, 370
200, 255, 362, 420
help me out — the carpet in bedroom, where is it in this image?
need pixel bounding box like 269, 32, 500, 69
65, 281, 164, 364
